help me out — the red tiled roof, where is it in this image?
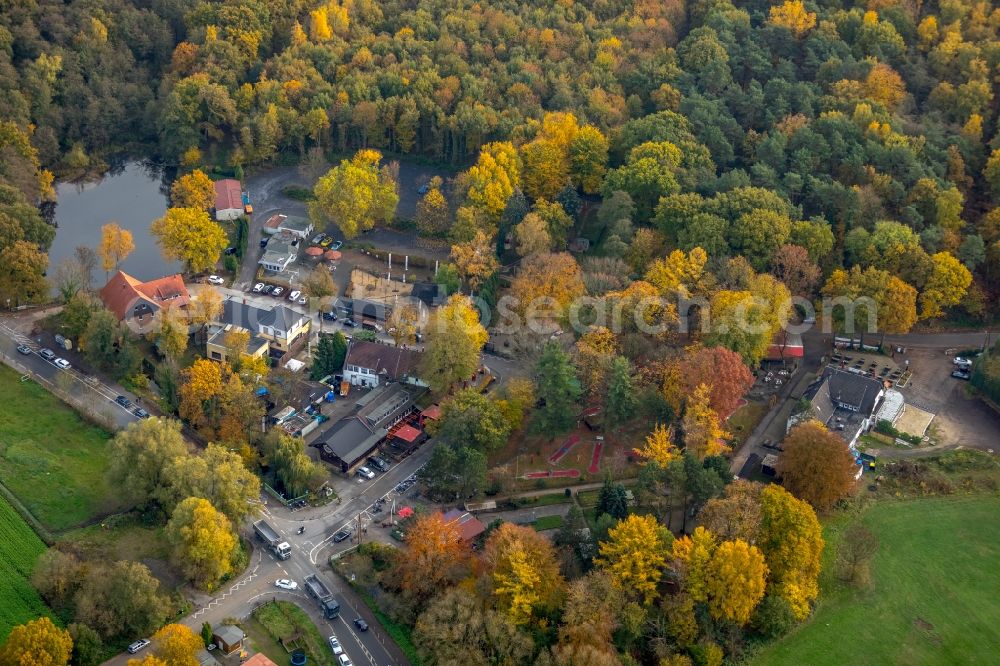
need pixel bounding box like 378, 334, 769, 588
394, 424, 422, 443
242, 655, 278, 666
99, 271, 190, 320
442, 509, 486, 542
264, 213, 286, 229
214, 178, 242, 211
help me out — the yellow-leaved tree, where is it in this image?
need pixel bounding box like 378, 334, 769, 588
179, 358, 225, 431
508, 251, 586, 324
768, 0, 817, 38
395, 512, 468, 605
420, 294, 488, 393
634, 423, 679, 468
644, 247, 710, 300
466, 141, 520, 222
449, 229, 499, 291
166, 497, 237, 590
919, 251, 972, 319
99, 221, 135, 274
759, 484, 824, 620
595, 514, 672, 605
151, 207, 228, 273
169, 169, 215, 210
484, 523, 565, 624
671, 525, 717, 603
151, 623, 202, 666
574, 326, 618, 397
682, 383, 730, 460
309, 149, 398, 239
0, 617, 72, 666
705, 539, 768, 625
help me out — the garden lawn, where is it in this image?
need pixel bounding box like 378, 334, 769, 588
0, 366, 122, 531
254, 601, 334, 666
753, 495, 1000, 665
0, 495, 51, 640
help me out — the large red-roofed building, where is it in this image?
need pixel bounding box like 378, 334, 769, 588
99, 270, 190, 323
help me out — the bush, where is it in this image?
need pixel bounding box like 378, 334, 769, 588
223, 254, 238, 273
751, 595, 797, 639
282, 185, 315, 201
874, 420, 921, 445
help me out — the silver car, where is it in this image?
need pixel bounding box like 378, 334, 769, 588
329, 635, 343, 655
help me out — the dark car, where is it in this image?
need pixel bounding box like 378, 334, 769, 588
342, 319, 357, 328
353, 618, 368, 632
262, 285, 275, 295
368, 456, 389, 472
322, 311, 337, 321
115, 395, 132, 408
15, 344, 31, 355
952, 369, 971, 380
134, 407, 150, 418
260, 237, 269, 247
224, 246, 238, 255
39, 348, 56, 360
417, 183, 430, 195
333, 529, 352, 543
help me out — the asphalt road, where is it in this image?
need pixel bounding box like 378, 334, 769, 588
103, 444, 434, 666
0, 320, 141, 430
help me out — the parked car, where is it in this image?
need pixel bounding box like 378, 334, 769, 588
252, 283, 265, 293
127, 639, 150, 654
39, 348, 56, 360
271, 286, 284, 297
417, 183, 430, 195
311, 233, 327, 245
15, 344, 31, 355
54, 358, 71, 370
207, 275, 225, 285
342, 318, 357, 328
322, 311, 337, 321
288, 290, 301, 302
320, 237, 333, 247
275, 579, 298, 591
338, 654, 353, 666
297, 296, 307, 305
353, 618, 369, 632
116, 395, 132, 408
224, 246, 237, 255
356, 466, 375, 480
260, 237, 269, 248
262, 285, 275, 295
133, 408, 150, 419
368, 456, 389, 472
333, 529, 352, 543
328, 635, 344, 655
952, 369, 971, 380
330, 240, 343, 250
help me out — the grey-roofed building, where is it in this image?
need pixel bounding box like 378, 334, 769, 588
259, 238, 297, 272
315, 383, 422, 472
787, 368, 886, 447
210, 300, 311, 354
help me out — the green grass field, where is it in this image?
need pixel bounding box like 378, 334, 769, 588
753, 495, 1000, 665
0, 495, 51, 640
254, 601, 333, 666
0, 366, 123, 531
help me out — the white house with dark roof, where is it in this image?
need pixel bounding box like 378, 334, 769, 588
787, 368, 887, 447
342, 340, 426, 388
259, 238, 298, 273
207, 300, 310, 359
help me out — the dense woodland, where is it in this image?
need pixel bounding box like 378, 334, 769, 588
0, 0, 999, 664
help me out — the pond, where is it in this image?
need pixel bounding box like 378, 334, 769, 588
49, 161, 180, 287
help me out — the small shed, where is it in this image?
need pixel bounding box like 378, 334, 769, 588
212, 625, 245, 655
761, 454, 780, 477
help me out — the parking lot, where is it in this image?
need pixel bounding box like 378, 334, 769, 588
896, 348, 1000, 452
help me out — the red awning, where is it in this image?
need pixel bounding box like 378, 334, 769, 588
395, 424, 422, 443
421, 404, 441, 420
